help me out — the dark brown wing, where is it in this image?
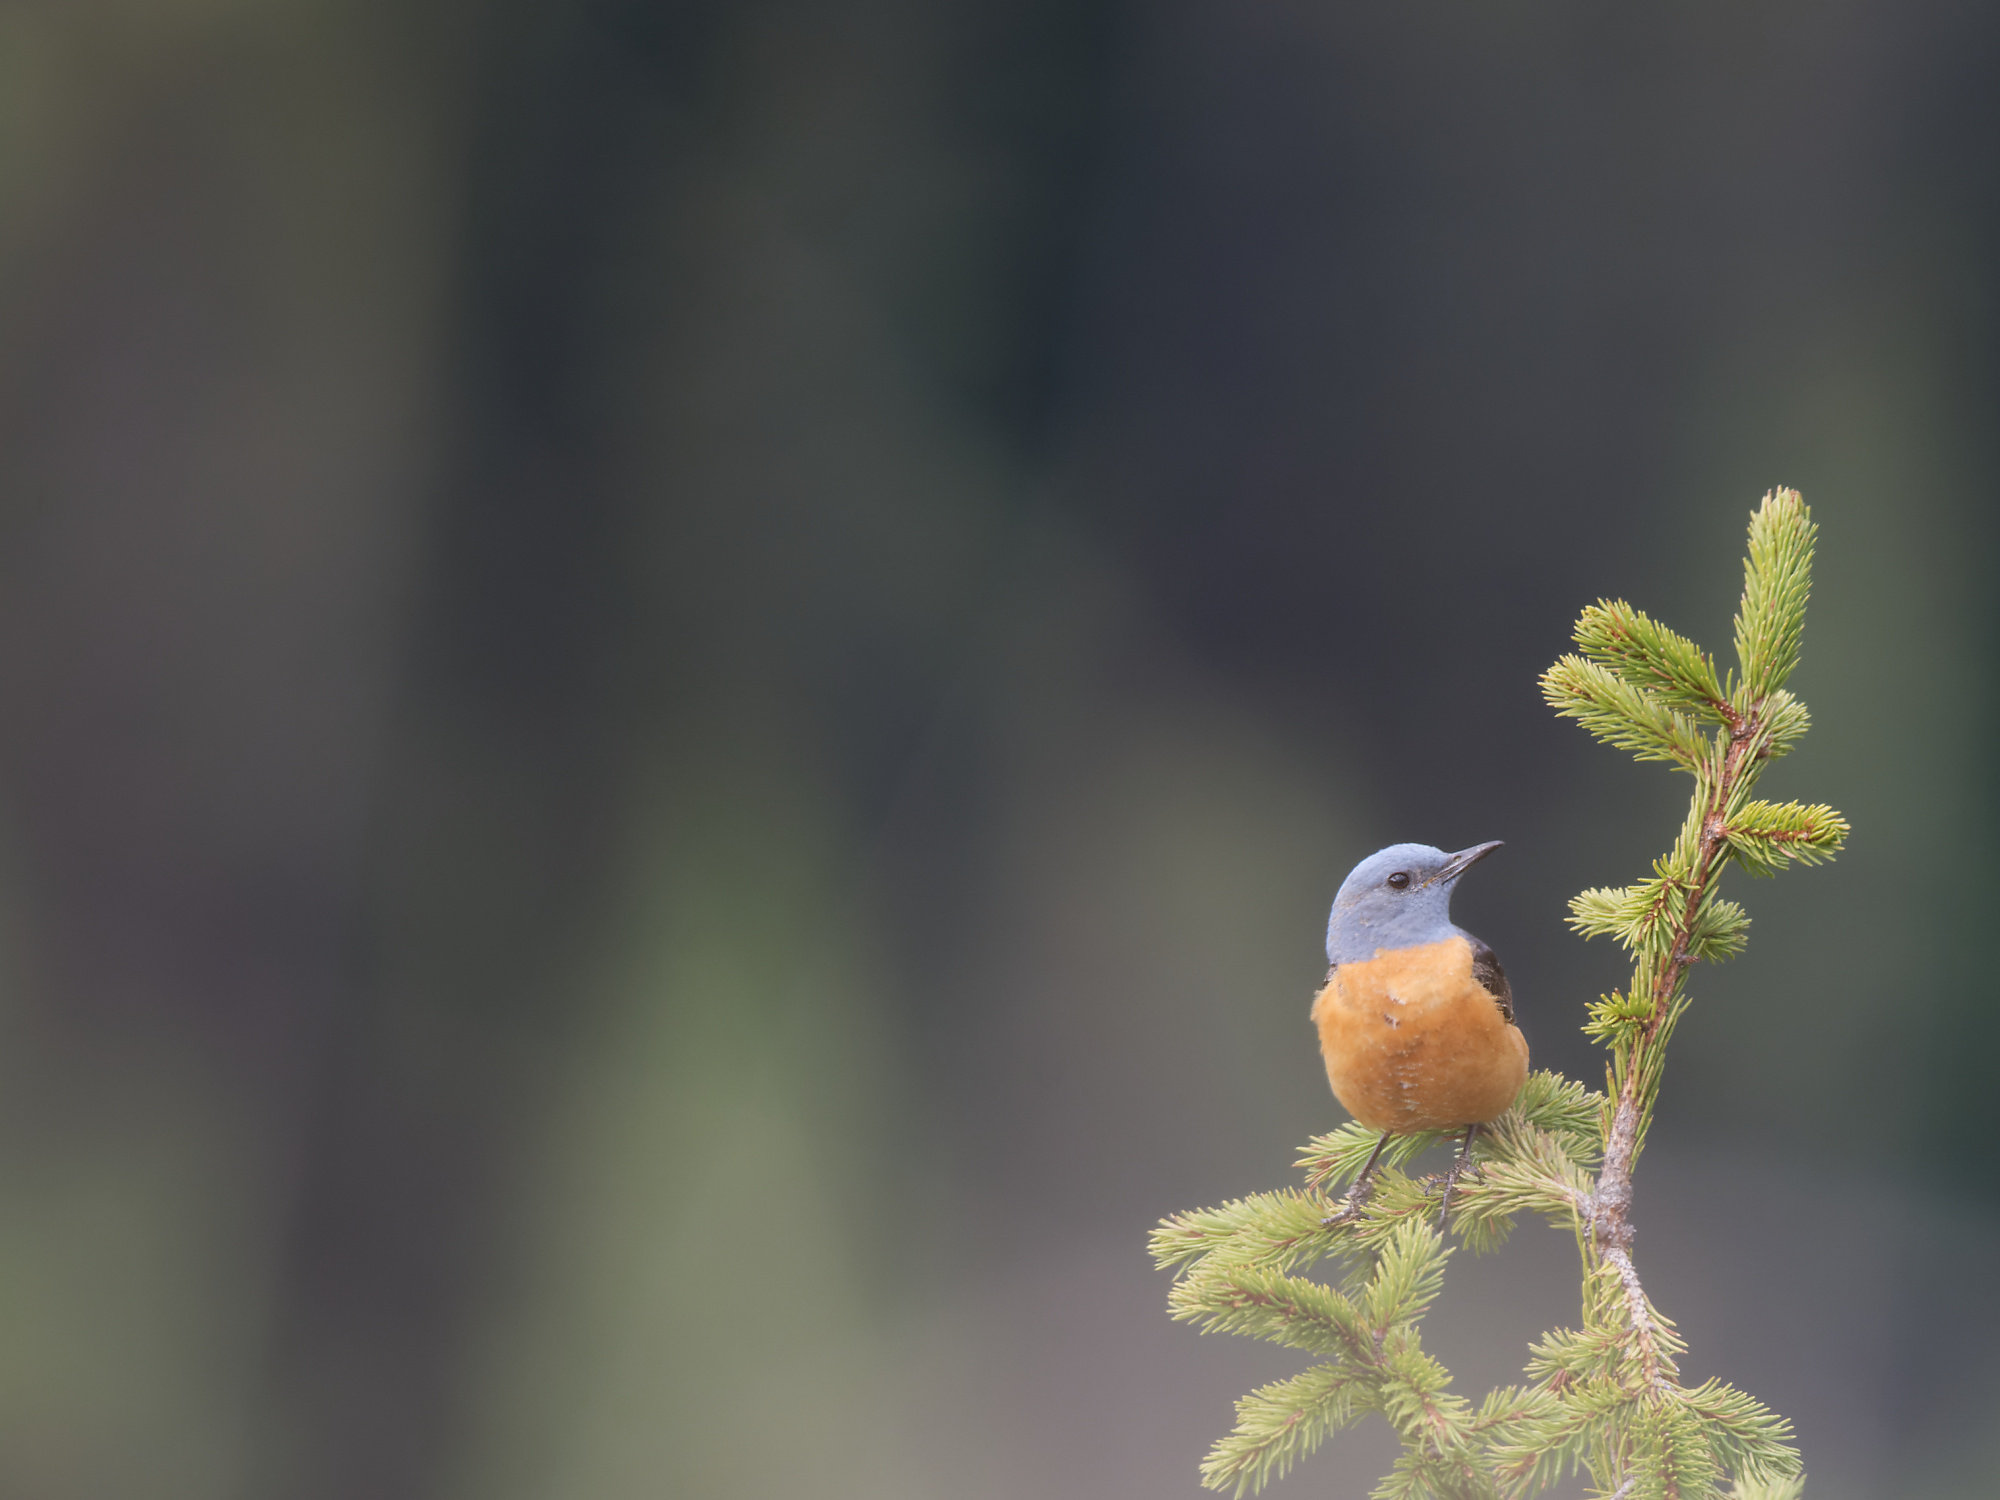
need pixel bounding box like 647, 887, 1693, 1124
1469, 940, 1514, 1023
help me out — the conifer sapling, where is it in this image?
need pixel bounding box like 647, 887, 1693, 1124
1152, 489, 1844, 1500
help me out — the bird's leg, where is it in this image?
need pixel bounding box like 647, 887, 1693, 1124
1322, 1132, 1392, 1227
1435, 1123, 1480, 1229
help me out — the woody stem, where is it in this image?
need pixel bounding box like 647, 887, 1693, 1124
1585, 696, 1761, 1388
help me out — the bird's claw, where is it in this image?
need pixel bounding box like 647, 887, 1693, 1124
1321, 1174, 1380, 1229
1433, 1168, 1467, 1229
1434, 1125, 1483, 1230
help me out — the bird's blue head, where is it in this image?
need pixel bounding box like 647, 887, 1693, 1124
1324, 841, 1503, 965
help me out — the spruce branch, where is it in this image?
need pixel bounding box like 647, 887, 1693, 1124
1543, 656, 1710, 770
1575, 494, 1841, 1326
1571, 600, 1729, 720
1153, 489, 1841, 1499
1150, 1190, 1347, 1275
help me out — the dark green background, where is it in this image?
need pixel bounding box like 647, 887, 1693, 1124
1, 2, 1996, 1496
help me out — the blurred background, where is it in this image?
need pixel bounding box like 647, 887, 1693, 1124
1, 2, 1998, 1497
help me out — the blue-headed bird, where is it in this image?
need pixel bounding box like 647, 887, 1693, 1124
1312, 841, 1526, 1223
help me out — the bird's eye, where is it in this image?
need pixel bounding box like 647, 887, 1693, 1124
1387, 871, 1411, 890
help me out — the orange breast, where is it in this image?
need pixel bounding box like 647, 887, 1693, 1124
1310, 936, 1528, 1132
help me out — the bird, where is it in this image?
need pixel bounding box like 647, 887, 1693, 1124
1311, 840, 1527, 1225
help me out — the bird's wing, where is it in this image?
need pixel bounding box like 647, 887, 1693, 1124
1468, 940, 1514, 1023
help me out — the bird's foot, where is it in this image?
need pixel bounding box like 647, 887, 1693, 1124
1433, 1124, 1482, 1231
1431, 1162, 1475, 1228
1321, 1173, 1380, 1228
1322, 1132, 1393, 1229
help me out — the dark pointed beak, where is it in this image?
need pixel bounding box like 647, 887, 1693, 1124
1431, 840, 1504, 886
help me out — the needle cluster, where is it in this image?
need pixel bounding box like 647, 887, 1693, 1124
1151, 491, 1844, 1500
